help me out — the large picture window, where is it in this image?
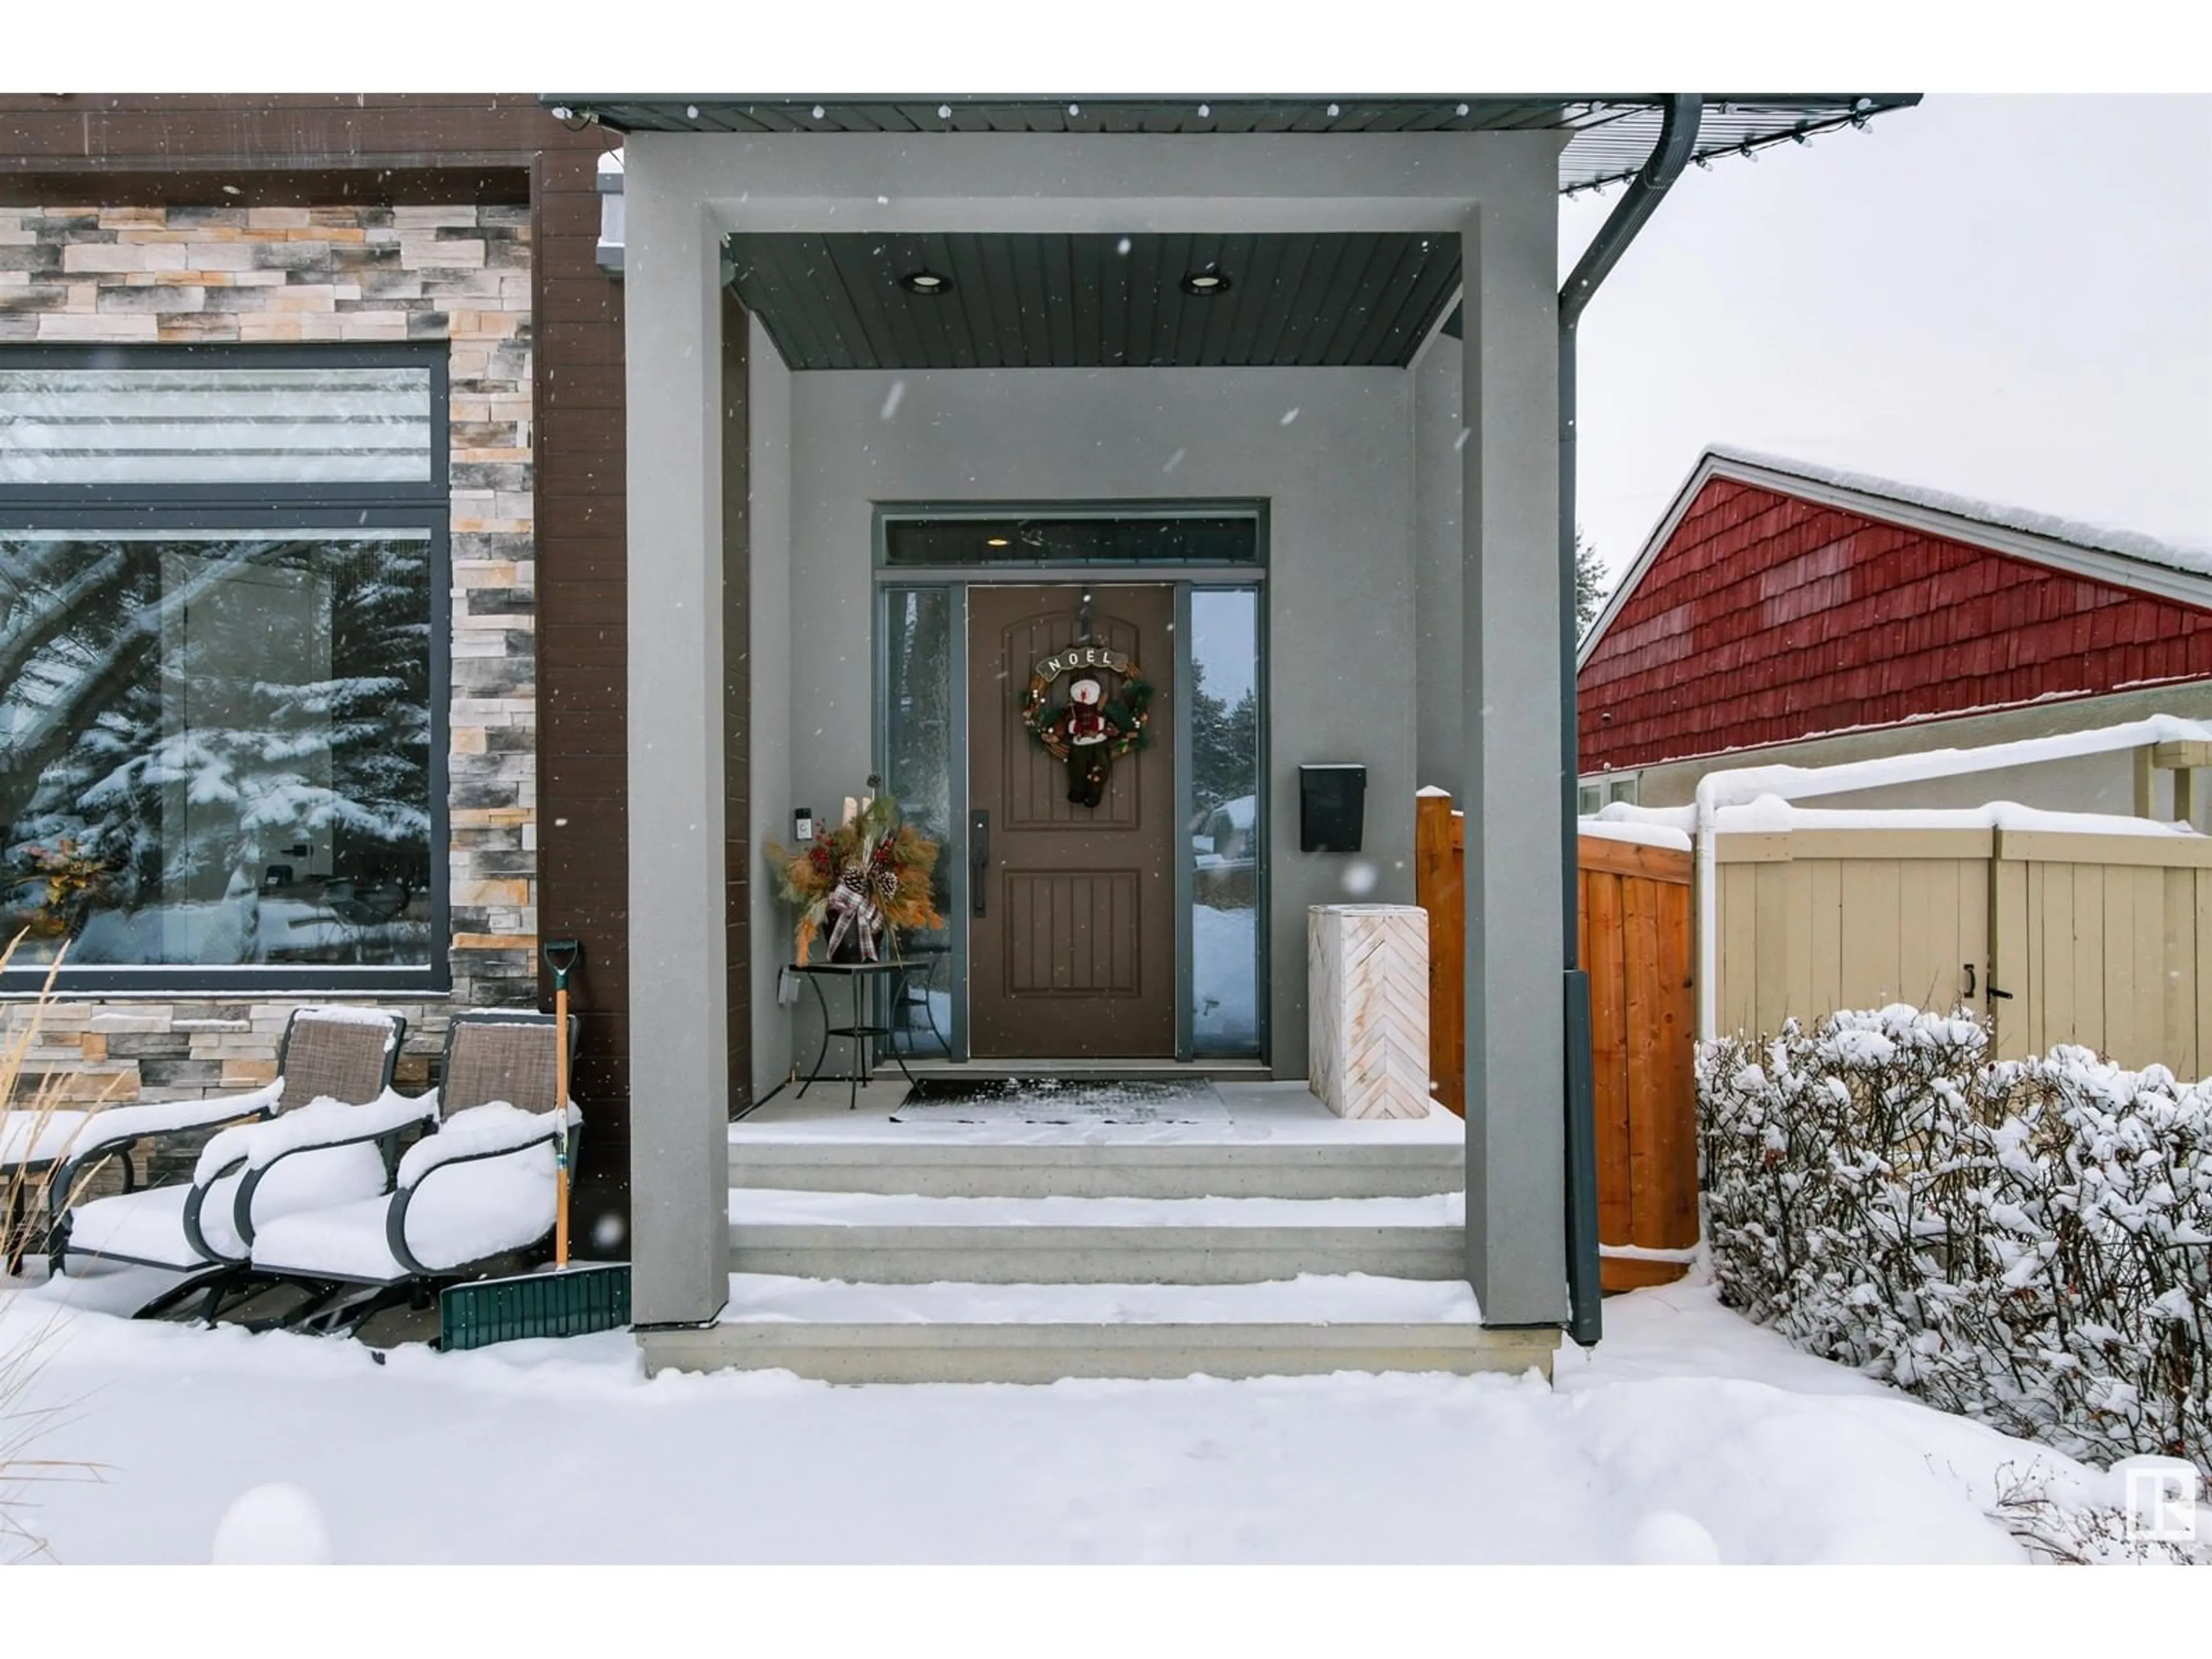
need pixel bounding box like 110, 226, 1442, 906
0, 347, 448, 990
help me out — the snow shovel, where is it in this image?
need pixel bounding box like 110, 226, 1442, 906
436, 938, 633, 1351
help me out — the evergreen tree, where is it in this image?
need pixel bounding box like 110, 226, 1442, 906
1574, 530, 1609, 635
1187, 655, 1257, 816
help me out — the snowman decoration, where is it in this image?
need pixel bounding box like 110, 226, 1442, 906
1064, 676, 1113, 747
1021, 646, 1154, 810
1056, 676, 1121, 806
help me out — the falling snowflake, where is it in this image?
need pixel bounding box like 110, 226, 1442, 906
1279, 408, 1300, 427
880, 381, 907, 421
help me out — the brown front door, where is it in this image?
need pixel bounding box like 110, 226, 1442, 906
967, 584, 1176, 1058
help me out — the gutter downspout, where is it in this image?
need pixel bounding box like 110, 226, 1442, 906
1558, 94, 1703, 1349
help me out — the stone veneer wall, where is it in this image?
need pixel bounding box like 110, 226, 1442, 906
0, 203, 538, 1120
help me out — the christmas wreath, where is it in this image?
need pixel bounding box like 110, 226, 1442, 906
1020, 643, 1154, 808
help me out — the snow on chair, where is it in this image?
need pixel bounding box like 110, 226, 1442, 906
237, 1011, 579, 1336
47, 1006, 409, 1314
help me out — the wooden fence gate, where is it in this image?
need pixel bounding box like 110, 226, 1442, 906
1415, 793, 1698, 1290
1714, 820, 2212, 1074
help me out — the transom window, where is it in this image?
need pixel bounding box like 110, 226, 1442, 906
0, 346, 449, 990
884, 510, 1260, 569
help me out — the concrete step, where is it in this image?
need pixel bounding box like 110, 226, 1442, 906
727, 1138, 1464, 1200
639, 1274, 1555, 1384
726, 1188, 1466, 1284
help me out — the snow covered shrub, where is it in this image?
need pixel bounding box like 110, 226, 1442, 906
1700, 1006, 2211, 1480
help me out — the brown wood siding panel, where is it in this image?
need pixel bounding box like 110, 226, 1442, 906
0, 168, 536, 206
536, 323, 627, 368
537, 190, 611, 241
543, 276, 624, 324
541, 365, 629, 410
529, 143, 632, 1249
542, 755, 631, 797
535, 637, 626, 676
0, 96, 600, 164
532, 539, 628, 582
537, 408, 628, 459
535, 494, 627, 538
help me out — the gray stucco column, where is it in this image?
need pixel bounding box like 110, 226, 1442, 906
623, 138, 732, 1327
1459, 192, 1569, 1327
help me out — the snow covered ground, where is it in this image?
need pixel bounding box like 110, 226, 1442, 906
1, 1264, 2183, 1566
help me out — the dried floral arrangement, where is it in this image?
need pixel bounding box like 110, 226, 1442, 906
765, 780, 943, 964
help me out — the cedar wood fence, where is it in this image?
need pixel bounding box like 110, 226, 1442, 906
1414, 793, 1697, 1290
1415, 794, 2212, 1292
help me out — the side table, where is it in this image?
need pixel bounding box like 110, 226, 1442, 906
791, 959, 921, 1110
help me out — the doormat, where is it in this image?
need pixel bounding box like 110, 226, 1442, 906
891, 1077, 1230, 1124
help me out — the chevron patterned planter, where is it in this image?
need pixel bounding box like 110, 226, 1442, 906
1307, 905, 1431, 1119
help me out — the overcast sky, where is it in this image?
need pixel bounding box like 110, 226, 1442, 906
1558, 94, 2212, 584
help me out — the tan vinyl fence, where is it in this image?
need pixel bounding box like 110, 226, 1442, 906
1714, 824, 2212, 1073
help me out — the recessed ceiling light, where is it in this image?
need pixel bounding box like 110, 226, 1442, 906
1181, 267, 1231, 296
899, 270, 952, 296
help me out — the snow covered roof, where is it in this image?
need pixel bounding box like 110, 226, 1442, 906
1703, 445, 2212, 581
1581, 448, 2212, 668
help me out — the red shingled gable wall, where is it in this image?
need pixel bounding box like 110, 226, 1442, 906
1578, 475, 2212, 774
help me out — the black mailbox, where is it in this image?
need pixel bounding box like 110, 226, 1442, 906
1299, 764, 1366, 853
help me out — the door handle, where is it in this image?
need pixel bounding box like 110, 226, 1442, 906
970, 809, 990, 917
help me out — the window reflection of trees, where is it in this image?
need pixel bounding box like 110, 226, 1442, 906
0, 533, 433, 966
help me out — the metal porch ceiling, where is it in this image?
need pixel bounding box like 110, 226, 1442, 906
544, 95, 1921, 197
725, 229, 1463, 371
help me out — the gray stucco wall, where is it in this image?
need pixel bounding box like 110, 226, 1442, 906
760, 362, 1420, 1075
748, 316, 796, 1097
1412, 329, 1465, 799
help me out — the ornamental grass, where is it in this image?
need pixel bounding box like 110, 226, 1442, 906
0, 933, 109, 1560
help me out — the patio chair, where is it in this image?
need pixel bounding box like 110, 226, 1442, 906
47, 1007, 412, 1313
2, 1046, 293, 1276
235, 1010, 579, 1335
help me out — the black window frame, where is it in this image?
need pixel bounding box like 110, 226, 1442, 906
877, 501, 1268, 572
0, 343, 452, 995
